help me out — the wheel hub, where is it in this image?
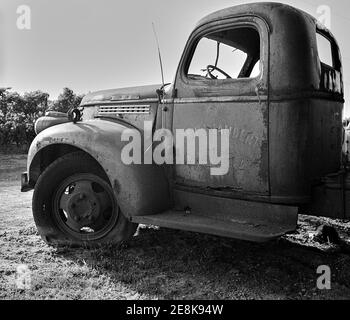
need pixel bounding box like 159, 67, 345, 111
54, 174, 118, 237
67, 192, 100, 224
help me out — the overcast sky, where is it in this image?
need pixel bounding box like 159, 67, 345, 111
1, 0, 350, 114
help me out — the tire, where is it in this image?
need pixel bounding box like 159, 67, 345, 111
32, 151, 137, 247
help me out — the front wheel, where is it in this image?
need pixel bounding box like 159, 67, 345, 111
32, 152, 137, 247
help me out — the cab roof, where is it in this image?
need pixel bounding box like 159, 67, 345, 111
192, 2, 341, 96
196, 2, 317, 30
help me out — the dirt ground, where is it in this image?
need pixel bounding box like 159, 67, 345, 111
0, 153, 350, 300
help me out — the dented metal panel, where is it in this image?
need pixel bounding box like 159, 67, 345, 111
27, 120, 171, 218
171, 13, 270, 198
173, 100, 269, 193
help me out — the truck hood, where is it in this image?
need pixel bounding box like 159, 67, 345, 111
81, 84, 161, 106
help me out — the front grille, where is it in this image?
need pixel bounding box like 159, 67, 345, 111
98, 105, 151, 115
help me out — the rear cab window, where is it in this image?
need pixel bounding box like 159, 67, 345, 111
316, 30, 343, 94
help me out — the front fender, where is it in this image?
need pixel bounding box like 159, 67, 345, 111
28, 119, 171, 218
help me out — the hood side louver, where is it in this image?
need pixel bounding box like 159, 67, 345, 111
98, 105, 151, 115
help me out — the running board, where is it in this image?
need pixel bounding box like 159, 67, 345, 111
130, 209, 298, 243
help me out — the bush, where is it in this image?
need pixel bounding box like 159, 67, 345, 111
0, 87, 84, 150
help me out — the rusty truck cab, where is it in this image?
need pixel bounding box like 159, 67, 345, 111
167, 2, 343, 205
136, 2, 345, 240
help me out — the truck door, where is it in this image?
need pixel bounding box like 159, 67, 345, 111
172, 17, 270, 195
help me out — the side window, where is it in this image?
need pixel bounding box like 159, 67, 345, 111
316, 30, 342, 94
187, 27, 260, 81
316, 33, 333, 68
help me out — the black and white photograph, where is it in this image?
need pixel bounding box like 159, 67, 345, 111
0, 0, 350, 305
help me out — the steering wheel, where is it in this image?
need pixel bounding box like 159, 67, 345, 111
206, 65, 232, 79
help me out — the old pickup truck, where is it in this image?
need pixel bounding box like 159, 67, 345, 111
21, 2, 348, 247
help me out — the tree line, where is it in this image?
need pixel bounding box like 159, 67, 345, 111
0, 87, 84, 150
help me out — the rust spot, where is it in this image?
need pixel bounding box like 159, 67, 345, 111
114, 179, 121, 194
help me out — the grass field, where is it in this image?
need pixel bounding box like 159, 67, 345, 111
0, 153, 350, 300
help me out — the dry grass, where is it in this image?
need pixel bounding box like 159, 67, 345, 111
1, 154, 350, 300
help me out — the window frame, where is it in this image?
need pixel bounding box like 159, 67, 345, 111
177, 16, 268, 94
316, 29, 341, 72
186, 33, 259, 81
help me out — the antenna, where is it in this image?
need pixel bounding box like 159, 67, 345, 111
152, 22, 165, 92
